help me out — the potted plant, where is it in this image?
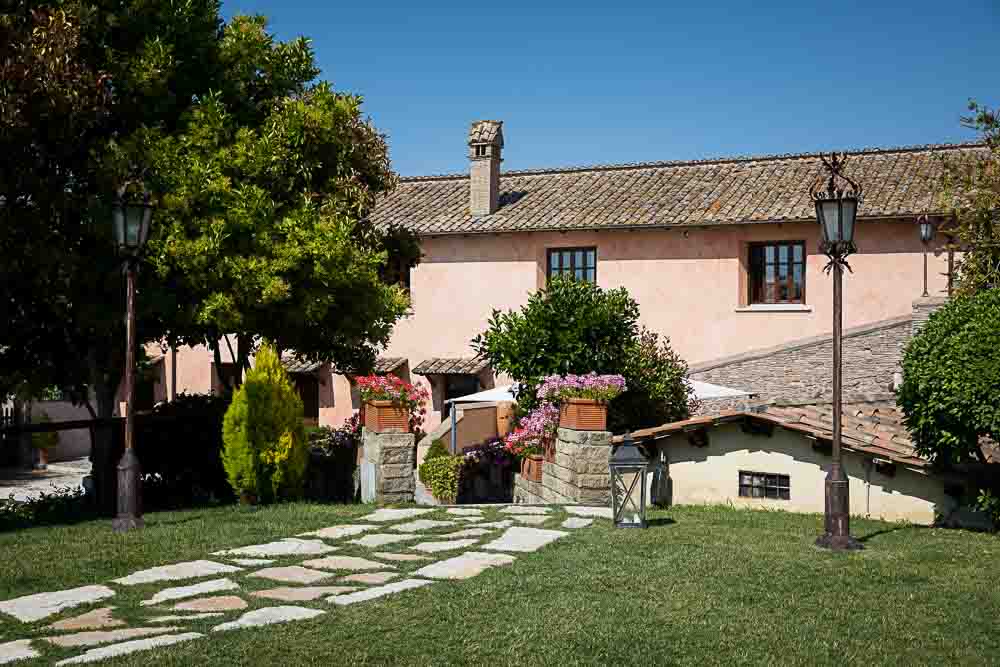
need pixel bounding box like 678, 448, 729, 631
356, 375, 429, 434
30, 413, 58, 471
503, 404, 557, 481
538, 373, 626, 432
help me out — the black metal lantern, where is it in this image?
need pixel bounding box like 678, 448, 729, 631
112, 187, 154, 256
811, 153, 862, 261
609, 434, 650, 529
919, 215, 936, 243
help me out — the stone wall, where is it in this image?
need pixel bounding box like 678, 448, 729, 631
513, 428, 612, 504
690, 315, 912, 411
911, 296, 948, 336
361, 429, 415, 505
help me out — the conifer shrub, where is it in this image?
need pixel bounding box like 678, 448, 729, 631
222, 342, 308, 503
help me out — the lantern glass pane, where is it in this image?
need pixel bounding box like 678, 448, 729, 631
140, 205, 153, 247
840, 198, 857, 244
112, 205, 125, 246
125, 204, 144, 248
920, 221, 934, 242
820, 200, 841, 243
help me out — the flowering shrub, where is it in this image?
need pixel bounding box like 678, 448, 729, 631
463, 439, 516, 468
503, 403, 559, 459
355, 374, 430, 435
536, 373, 626, 404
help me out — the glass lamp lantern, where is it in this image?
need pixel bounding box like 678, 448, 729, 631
919, 215, 936, 244
609, 434, 650, 529
112, 190, 154, 256
811, 153, 862, 259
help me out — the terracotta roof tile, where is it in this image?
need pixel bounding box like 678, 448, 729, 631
412, 357, 490, 375
372, 143, 985, 236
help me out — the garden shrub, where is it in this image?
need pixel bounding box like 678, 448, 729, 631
0, 487, 96, 532
897, 288, 1000, 464
30, 412, 59, 451
474, 276, 694, 432
222, 342, 308, 503
305, 415, 361, 503
423, 438, 450, 462
419, 453, 462, 503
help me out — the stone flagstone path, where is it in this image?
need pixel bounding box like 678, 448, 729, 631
0, 503, 609, 664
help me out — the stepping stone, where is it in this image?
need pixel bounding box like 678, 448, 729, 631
562, 517, 594, 529
442, 528, 494, 538
298, 525, 376, 540
47, 607, 124, 631
511, 515, 550, 526
477, 520, 515, 529
339, 572, 398, 585
482, 527, 569, 553
251, 586, 358, 602
113, 561, 240, 586
453, 516, 485, 523
414, 552, 517, 580
301, 556, 393, 572
0, 585, 116, 623
54, 632, 203, 665
499, 505, 550, 515
148, 613, 223, 623
389, 519, 457, 532
248, 566, 333, 585
140, 578, 239, 607
410, 539, 479, 554
346, 533, 420, 548
0, 640, 38, 664
213, 539, 336, 558
371, 552, 432, 562
173, 596, 246, 612
46, 627, 180, 648
565, 506, 613, 519
328, 579, 432, 606
446, 508, 484, 516
211, 606, 324, 633
358, 508, 436, 522
229, 559, 274, 567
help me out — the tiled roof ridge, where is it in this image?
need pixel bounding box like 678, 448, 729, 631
399, 140, 985, 183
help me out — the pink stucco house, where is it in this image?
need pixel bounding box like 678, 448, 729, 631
150, 121, 978, 435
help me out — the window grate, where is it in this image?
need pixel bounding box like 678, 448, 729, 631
738, 471, 790, 500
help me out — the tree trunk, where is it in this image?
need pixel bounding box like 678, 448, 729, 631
88, 349, 120, 515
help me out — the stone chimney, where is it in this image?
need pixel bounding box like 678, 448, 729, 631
468, 120, 504, 216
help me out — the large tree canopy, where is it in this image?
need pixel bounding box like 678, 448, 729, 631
897, 289, 1000, 465
0, 3, 417, 406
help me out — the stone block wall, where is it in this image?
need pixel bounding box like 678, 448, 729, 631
361, 429, 415, 505
911, 296, 948, 336
690, 315, 912, 412
513, 428, 612, 504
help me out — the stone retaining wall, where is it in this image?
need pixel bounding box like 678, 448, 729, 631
513, 428, 612, 504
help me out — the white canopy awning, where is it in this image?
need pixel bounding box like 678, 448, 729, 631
447, 380, 754, 404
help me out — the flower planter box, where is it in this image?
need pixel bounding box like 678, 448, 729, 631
559, 398, 608, 431
520, 455, 543, 483
364, 400, 410, 433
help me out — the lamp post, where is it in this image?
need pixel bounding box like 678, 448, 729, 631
918, 215, 936, 297
111, 185, 154, 533
810, 154, 863, 551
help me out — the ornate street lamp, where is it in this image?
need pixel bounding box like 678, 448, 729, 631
609, 434, 650, 529
918, 215, 936, 297
811, 154, 863, 551
111, 184, 154, 533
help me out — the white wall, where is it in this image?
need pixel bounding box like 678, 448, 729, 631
657, 423, 954, 525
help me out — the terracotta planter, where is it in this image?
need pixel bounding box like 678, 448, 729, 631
559, 398, 608, 431
239, 491, 257, 506
542, 436, 556, 463
364, 400, 410, 433
520, 455, 543, 483
34, 447, 49, 471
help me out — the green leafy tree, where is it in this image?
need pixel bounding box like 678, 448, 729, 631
939, 100, 1000, 296
897, 289, 1000, 464
473, 277, 693, 432
222, 342, 308, 503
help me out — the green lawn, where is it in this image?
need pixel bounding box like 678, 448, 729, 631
2, 503, 999, 666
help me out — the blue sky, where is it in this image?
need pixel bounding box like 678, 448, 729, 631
222, 0, 998, 176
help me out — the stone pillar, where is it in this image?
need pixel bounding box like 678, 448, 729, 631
361, 429, 415, 505
559, 428, 613, 504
